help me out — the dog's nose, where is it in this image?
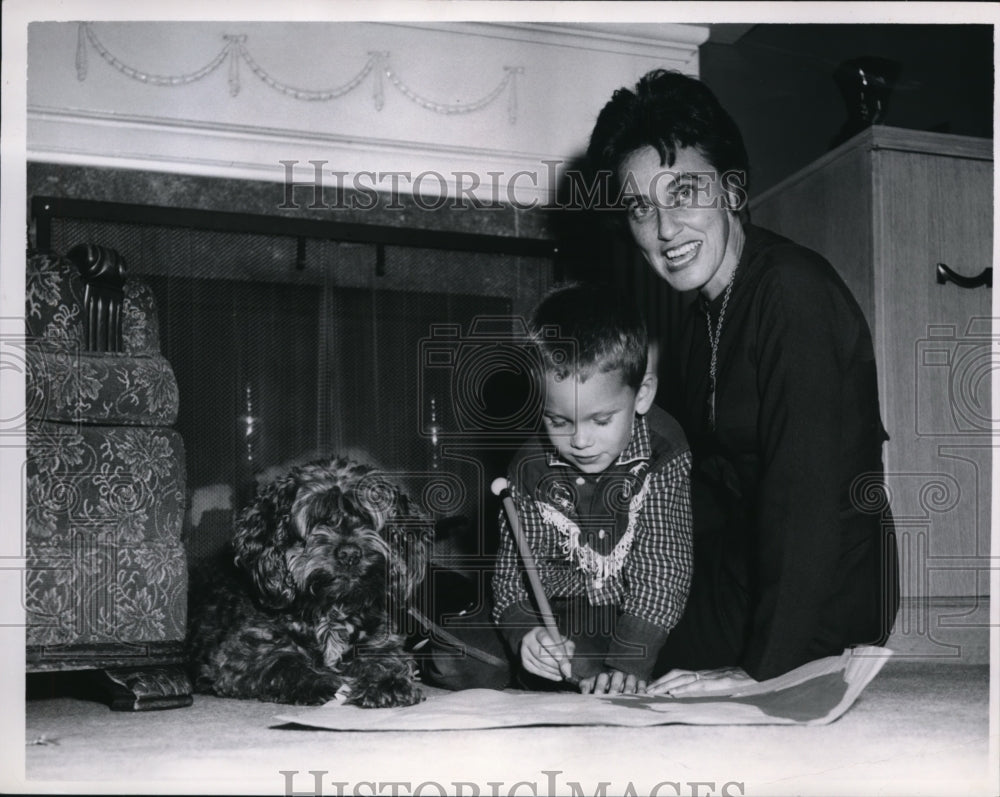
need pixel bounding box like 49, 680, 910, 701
337, 543, 362, 568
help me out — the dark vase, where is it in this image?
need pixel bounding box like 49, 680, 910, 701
829, 56, 901, 149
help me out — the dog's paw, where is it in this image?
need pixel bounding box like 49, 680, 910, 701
349, 676, 424, 709
285, 674, 347, 706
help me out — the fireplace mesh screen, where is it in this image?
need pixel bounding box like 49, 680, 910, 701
48, 216, 554, 562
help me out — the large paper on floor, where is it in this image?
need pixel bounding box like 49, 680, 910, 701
275, 646, 891, 731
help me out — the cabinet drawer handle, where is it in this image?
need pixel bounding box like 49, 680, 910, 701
936, 263, 992, 289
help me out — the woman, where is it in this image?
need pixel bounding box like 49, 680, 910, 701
586, 69, 899, 695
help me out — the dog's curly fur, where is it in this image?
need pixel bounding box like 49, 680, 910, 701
186, 457, 433, 707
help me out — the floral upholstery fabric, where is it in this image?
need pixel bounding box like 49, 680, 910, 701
26, 422, 188, 646
25, 248, 188, 654
26, 250, 163, 354
28, 348, 179, 426
26, 250, 178, 426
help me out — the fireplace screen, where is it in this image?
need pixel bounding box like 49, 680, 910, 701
39, 203, 556, 563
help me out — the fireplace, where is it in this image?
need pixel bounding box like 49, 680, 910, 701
31, 185, 557, 566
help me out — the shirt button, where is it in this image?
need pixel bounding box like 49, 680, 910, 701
575, 477, 585, 485
598, 529, 606, 539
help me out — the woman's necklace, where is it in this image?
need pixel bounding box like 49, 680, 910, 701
705, 261, 738, 431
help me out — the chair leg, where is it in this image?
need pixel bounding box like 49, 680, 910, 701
89, 665, 194, 711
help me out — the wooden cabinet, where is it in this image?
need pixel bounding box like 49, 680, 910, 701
752, 126, 993, 606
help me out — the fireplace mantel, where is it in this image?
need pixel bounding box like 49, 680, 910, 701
27, 20, 707, 205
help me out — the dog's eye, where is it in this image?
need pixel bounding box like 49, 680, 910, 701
309, 524, 337, 539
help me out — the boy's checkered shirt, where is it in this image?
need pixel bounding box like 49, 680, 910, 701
492, 414, 693, 635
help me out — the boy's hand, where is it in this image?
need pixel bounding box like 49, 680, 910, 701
578, 669, 645, 695
520, 627, 575, 682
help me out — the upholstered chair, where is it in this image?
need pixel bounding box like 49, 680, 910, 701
25, 244, 192, 709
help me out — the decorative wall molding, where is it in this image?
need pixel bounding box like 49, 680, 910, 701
384, 21, 708, 60
77, 23, 523, 122
27, 106, 561, 204
28, 21, 709, 204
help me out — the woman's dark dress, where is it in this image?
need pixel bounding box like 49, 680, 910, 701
654, 224, 900, 681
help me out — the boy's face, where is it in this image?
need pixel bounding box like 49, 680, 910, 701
541, 368, 655, 475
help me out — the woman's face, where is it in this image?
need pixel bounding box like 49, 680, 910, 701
618, 144, 740, 299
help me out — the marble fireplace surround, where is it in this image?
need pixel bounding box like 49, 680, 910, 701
28, 161, 558, 248
27, 160, 565, 565
27, 159, 565, 324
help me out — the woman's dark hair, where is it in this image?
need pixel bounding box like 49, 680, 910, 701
587, 69, 750, 201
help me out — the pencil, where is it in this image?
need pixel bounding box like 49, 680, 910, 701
492, 477, 578, 686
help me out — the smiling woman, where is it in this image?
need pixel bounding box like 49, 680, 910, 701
587, 70, 900, 694
619, 145, 744, 301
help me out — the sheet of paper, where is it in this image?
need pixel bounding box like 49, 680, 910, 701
275, 646, 892, 731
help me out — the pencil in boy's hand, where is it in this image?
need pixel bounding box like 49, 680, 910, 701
492, 477, 578, 685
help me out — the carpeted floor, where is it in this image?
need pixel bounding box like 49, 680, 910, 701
19, 660, 997, 797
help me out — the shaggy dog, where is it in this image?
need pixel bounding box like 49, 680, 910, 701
186, 457, 433, 707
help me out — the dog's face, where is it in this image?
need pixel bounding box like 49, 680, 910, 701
232, 458, 432, 614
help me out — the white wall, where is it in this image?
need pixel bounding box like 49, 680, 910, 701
27, 21, 707, 204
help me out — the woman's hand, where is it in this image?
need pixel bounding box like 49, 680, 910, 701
520, 626, 575, 682
578, 669, 645, 696
644, 666, 755, 697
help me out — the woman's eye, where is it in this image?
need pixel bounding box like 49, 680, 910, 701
545, 417, 568, 429
594, 417, 612, 427
626, 199, 654, 221
669, 184, 694, 207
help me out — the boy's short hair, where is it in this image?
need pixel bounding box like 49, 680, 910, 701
528, 282, 648, 390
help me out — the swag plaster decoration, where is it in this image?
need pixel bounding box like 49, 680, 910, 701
76, 22, 523, 123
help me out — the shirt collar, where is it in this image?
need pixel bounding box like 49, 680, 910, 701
545, 413, 652, 470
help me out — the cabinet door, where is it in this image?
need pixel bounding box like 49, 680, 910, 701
873, 149, 993, 599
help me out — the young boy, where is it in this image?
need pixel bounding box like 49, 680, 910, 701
490, 282, 693, 694
421, 282, 692, 695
